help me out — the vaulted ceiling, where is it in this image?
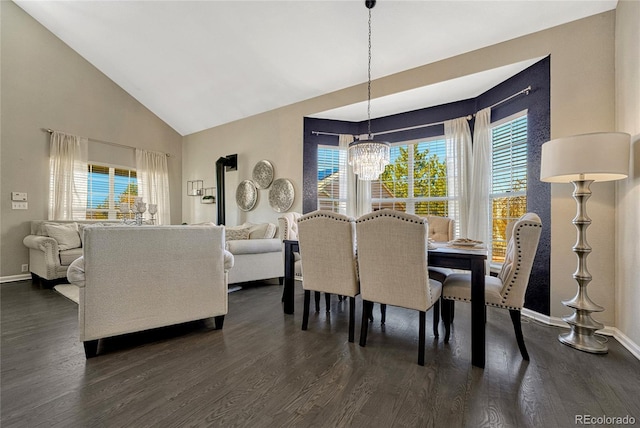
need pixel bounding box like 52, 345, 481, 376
15, 1, 618, 136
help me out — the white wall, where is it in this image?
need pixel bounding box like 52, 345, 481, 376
183, 12, 620, 326
615, 0, 640, 347
0, 2, 183, 278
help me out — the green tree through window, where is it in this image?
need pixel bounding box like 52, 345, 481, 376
374, 140, 448, 216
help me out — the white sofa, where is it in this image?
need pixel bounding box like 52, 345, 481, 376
23, 220, 118, 284
224, 222, 284, 285
68, 225, 232, 358
278, 212, 303, 279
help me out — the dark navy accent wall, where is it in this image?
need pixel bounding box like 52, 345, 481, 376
303, 56, 551, 314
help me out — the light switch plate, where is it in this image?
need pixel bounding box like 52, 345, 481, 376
11, 192, 27, 201
12, 202, 28, 210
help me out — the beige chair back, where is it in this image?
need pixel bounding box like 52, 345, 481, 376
424, 215, 454, 242
297, 211, 359, 297
496, 212, 542, 309
356, 209, 439, 312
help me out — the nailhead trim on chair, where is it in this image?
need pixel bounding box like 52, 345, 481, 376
356, 209, 426, 225
499, 221, 542, 307
298, 211, 355, 224
282, 217, 294, 240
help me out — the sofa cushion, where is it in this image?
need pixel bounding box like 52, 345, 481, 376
60, 248, 83, 266
45, 222, 81, 250
225, 238, 281, 255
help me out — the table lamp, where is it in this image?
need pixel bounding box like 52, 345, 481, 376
540, 132, 630, 353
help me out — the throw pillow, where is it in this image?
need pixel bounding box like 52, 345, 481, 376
247, 222, 277, 239
225, 227, 250, 241
45, 223, 81, 250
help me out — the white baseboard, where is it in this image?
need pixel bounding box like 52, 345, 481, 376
521, 308, 640, 361
606, 328, 640, 361
1, 274, 31, 284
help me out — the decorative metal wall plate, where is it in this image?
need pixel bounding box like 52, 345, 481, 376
236, 180, 258, 211
268, 178, 295, 212
252, 160, 274, 189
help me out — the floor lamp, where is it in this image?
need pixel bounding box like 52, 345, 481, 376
540, 132, 630, 353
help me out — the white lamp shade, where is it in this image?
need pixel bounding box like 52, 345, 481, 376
540, 132, 630, 183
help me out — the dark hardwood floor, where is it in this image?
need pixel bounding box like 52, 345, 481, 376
2, 279, 639, 428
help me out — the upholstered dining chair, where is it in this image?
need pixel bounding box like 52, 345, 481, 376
375, 215, 454, 328
356, 209, 442, 366
441, 212, 542, 360
278, 211, 332, 312
424, 215, 455, 283
297, 211, 359, 342
424, 215, 456, 326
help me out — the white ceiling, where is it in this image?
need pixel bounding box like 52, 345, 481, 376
15, 0, 617, 136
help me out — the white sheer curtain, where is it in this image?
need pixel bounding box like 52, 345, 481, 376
444, 117, 472, 238
48, 131, 88, 220
135, 149, 170, 225
339, 134, 371, 218
338, 134, 352, 216
468, 108, 492, 260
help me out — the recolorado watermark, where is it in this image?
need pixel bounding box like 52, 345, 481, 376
575, 414, 636, 425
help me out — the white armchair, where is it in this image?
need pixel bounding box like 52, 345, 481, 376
356, 209, 443, 366
441, 212, 542, 360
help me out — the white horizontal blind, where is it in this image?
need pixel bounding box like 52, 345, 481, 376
490, 113, 528, 262
317, 146, 345, 213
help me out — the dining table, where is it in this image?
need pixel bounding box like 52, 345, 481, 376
282, 239, 488, 368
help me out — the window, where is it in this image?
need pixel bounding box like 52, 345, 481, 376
318, 137, 458, 226
314, 115, 528, 266
372, 138, 450, 217
86, 164, 137, 220
490, 113, 528, 262
317, 146, 346, 213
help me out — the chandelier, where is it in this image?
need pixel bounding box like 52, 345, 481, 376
348, 0, 390, 181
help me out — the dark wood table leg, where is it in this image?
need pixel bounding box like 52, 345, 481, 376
470, 258, 486, 368
283, 240, 298, 314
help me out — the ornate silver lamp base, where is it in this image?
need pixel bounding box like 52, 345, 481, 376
559, 179, 608, 354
